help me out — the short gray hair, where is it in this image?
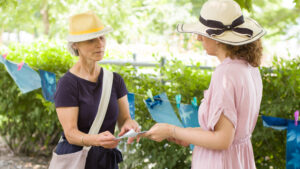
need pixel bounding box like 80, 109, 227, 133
67, 42, 79, 56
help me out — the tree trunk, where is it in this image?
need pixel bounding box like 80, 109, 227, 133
40, 1, 49, 36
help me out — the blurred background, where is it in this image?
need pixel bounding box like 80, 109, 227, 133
0, 0, 299, 169
0, 0, 299, 66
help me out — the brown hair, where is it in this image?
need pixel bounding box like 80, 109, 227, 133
219, 39, 263, 67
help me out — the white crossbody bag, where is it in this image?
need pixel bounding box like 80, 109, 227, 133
48, 68, 113, 169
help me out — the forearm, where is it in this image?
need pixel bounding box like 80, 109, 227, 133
64, 128, 94, 146
117, 116, 131, 129
173, 114, 235, 150
173, 127, 231, 150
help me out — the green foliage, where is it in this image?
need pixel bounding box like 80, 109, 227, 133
1, 0, 300, 43
251, 0, 300, 39
0, 0, 194, 43
0, 42, 299, 168
110, 59, 211, 169
252, 56, 300, 169
0, 41, 76, 156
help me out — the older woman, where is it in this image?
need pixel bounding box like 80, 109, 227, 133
144, 0, 265, 168
54, 11, 139, 169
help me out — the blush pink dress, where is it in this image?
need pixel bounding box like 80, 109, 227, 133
192, 57, 262, 169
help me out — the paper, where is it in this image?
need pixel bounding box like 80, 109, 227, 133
145, 93, 184, 127
1, 59, 41, 93
178, 104, 200, 151
178, 104, 200, 128
262, 116, 300, 169
39, 69, 56, 102
128, 93, 135, 119
116, 129, 147, 140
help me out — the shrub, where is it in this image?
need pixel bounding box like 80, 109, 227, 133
252, 56, 300, 169
0, 42, 299, 168
0, 41, 75, 156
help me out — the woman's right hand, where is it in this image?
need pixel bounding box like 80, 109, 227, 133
92, 131, 120, 149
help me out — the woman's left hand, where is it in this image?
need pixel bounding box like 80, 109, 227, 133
119, 119, 140, 144
143, 123, 173, 142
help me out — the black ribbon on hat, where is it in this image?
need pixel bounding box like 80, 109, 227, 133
199, 15, 253, 37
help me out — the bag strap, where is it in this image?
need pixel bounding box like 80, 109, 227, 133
84, 68, 113, 150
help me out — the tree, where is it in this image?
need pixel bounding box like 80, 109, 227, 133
1, 0, 300, 43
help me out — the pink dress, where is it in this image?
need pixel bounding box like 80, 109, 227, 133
192, 57, 262, 169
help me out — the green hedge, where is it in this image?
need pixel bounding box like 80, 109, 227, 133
0, 42, 75, 156
0, 42, 299, 168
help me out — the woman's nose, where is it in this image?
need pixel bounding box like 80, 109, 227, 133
95, 37, 104, 46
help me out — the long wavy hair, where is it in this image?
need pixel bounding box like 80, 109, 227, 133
219, 39, 263, 67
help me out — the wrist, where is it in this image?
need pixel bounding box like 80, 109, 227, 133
82, 134, 92, 146
121, 118, 131, 127
125, 118, 132, 123
168, 125, 176, 138
173, 126, 177, 138
81, 135, 85, 146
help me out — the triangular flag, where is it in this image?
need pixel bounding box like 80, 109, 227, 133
145, 93, 183, 127
39, 69, 56, 102
1, 59, 41, 93
128, 93, 135, 119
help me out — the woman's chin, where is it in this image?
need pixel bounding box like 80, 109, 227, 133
95, 57, 103, 61
94, 54, 104, 61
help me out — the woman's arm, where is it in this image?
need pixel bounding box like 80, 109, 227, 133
56, 107, 119, 148
145, 114, 235, 150
117, 95, 140, 143
117, 95, 131, 129
175, 114, 235, 150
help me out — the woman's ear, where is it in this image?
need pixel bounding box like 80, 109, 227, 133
72, 43, 77, 50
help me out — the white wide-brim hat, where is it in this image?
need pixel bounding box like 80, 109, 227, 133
66, 11, 113, 42
177, 0, 266, 46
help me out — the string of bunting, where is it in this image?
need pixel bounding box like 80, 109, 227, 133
1, 53, 299, 158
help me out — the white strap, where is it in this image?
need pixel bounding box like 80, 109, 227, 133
84, 68, 113, 150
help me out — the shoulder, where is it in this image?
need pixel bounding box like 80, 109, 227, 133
210, 61, 250, 91
213, 60, 248, 81
110, 71, 128, 98
57, 72, 78, 89
112, 72, 123, 79
54, 71, 79, 106
112, 72, 125, 83
101, 68, 123, 80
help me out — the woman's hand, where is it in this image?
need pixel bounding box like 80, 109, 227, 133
92, 131, 120, 149
143, 123, 173, 142
119, 119, 140, 144
167, 137, 190, 147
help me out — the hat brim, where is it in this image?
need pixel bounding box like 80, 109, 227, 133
66, 27, 113, 42
177, 17, 266, 46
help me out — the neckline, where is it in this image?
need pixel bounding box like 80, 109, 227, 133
67, 67, 102, 85
217, 57, 248, 69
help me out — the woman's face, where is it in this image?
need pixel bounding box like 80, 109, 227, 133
197, 34, 218, 56
74, 36, 106, 61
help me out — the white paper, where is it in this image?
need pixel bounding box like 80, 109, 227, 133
116, 129, 147, 140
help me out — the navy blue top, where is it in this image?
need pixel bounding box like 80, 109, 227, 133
54, 68, 127, 169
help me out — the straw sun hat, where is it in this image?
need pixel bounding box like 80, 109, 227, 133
177, 0, 266, 46
66, 11, 113, 56
66, 11, 113, 42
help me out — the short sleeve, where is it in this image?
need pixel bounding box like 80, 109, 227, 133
54, 76, 79, 107
206, 70, 237, 131
113, 73, 128, 99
